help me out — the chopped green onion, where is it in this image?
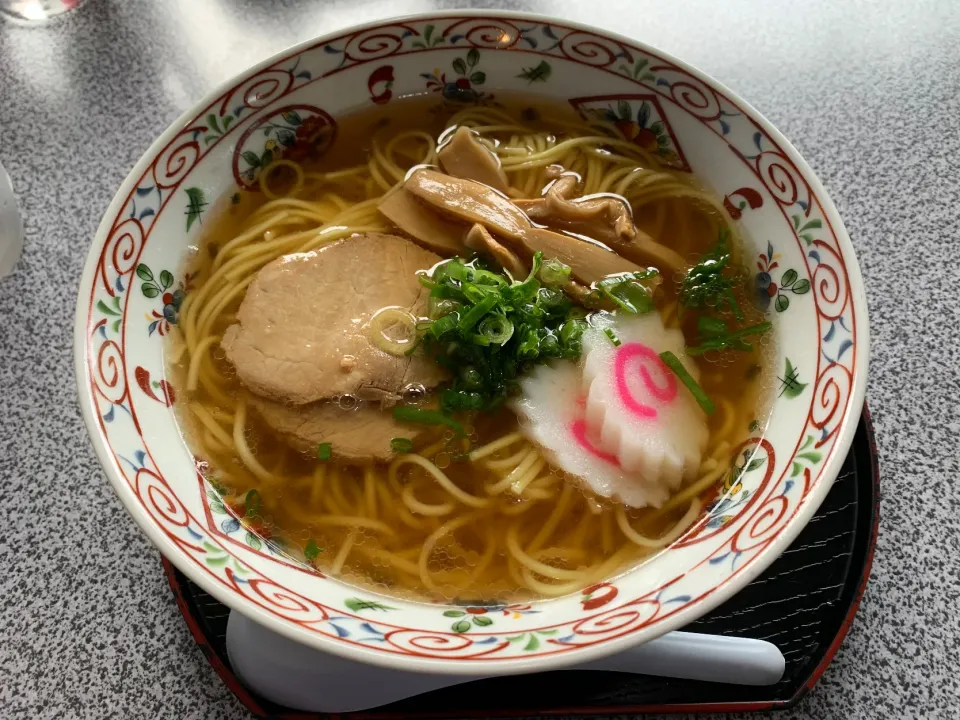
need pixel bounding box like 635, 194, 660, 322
596, 271, 658, 314
429, 313, 460, 339
686, 321, 772, 356
429, 297, 461, 319
459, 365, 483, 389
441, 389, 485, 411
316, 443, 332, 461
304, 539, 322, 561
506, 251, 543, 303
539, 258, 572, 288
390, 437, 414, 454
697, 316, 728, 338
659, 350, 716, 415
680, 229, 744, 320
604, 328, 622, 346
516, 327, 541, 360
244, 489, 261, 517
457, 294, 498, 332
478, 315, 514, 344
393, 406, 465, 436
414, 249, 588, 412
535, 286, 570, 314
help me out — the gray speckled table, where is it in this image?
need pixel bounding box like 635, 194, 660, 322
1, 0, 957, 718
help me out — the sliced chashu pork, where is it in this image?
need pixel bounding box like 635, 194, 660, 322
222, 232, 447, 406
249, 395, 425, 462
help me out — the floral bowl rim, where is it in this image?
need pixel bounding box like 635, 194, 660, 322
73, 9, 869, 676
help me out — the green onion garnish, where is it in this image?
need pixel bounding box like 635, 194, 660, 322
686, 321, 772, 356
393, 406, 465, 436
539, 258, 571, 288
244, 489, 261, 517
316, 443, 332, 461
659, 350, 715, 415
697, 315, 728, 338
304, 539, 322, 561
478, 315, 514, 344
390, 437, 414, 454
604, 328, 622, 346
680, 229, 744, 321
412, 251, 586, 411
595, 270, 658, 314
457, 294, 498, 333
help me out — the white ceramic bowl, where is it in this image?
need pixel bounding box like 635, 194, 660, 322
74, 11, 868, 676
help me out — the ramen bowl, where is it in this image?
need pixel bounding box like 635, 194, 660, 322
74, 11, 868, 675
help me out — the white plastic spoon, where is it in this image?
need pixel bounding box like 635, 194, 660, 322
0, 160, 23, 279
226, 611, 784, 712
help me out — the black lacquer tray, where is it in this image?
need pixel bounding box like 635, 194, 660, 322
165, 407, 879, 718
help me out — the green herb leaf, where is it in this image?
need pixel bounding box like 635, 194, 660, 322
304, 539, 322, 560
390, 437, 414, 454
244, 489, 261, 518
680, 229, 743, 319
393, 407, 464, 436
686, 321, 772, 356
316, 443, 332, 461
595, 270, 657, 314
659, 351, 715, 415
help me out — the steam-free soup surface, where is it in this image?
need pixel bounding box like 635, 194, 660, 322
170, 94, 772, 603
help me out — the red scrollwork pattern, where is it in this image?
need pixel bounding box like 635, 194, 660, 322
136, 467, 191, 529
558, 31, 624, 67
226, 573, 332, 624
151, 128, 203, 190
811, 363, 852, 447
384, 630, 509, 658
98, 217, 145, 295
810, 240, 851, 320
221, 68, 296, 117
730, 494, 790, 553
754, 151, 811, 211
344, 24, 419, 61
650, 66, 721, 121
94, 339, 128, 406
442, 19, 521, 48
568, 598, 662, 642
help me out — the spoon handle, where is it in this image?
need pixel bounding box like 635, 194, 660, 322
226, 611, 784, 713
584, 631, 785, 686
